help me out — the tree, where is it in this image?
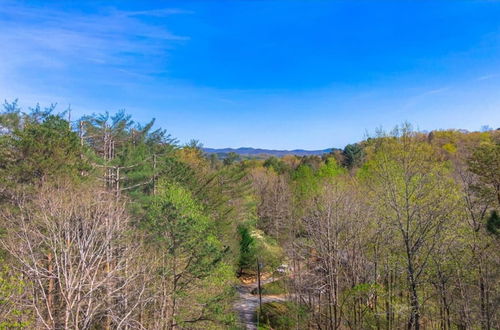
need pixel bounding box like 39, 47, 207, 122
0, 99, 22, 134
1, 183, 142, 329
486, 210, 500, 236
238, 225, 256, 272
223, 152, 240, 166
360, 125, 459, 330
342, 143, 365, 169
468, 141, 500, 206
249, 166, 292, 240
141, 181, 234, 329
302, 177, 363, 329
0, 114, 88, 185
0, 259, 30, 329
317, 157, 345, 180
263, 157, 290, 174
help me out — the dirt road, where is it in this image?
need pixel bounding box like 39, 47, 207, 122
234, 277, 287, 330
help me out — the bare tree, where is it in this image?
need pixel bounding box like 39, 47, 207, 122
1, 183, 145, 329
250, 167, 292, 240
296, 177, 373, 330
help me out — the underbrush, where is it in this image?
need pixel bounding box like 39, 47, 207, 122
257, 301, 308, 330
251, 278, 287, 295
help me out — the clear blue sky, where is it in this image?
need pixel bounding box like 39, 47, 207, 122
1, 0, 499, 149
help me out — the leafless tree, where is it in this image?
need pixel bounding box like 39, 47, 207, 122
1, 183, 145, 329
250, 167, 292, 241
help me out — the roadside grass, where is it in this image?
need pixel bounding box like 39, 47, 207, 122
251, 278, 288, 295
257, 301, 309, 330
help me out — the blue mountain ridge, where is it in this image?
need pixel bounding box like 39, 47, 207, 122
203, 147, 337, 157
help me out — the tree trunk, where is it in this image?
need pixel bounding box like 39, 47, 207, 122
47, 252, 55, 328
407, 271, 420, 330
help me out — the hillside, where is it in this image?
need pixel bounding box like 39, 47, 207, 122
203, 147, 338, 158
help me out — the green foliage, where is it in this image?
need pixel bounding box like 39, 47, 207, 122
341, 283, 383, 327
143, 181, 238, 326
486, 210, 500, 236
317, 157, 345, 179
238, 225, 283, 272
292, 164, 318, 200
145, 181, 226, 275
258, 301, 308, 330
223, 152, 240, 166
238, 225, 256, 270
442, 142, 457, 154
293, 157, 344, 199
0, 114, 88, 184
252, 278, 287, 295
263, 157, 290, 174
177, 263, 238, 329
79, 111, 176, 209
0, 262, 30, 329
0, 100, 22, 133
468, 141, 500, 206
342, 143, 365, 169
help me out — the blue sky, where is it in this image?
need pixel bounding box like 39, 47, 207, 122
1, 0, 500, 149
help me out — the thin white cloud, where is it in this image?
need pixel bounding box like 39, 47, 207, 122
0, 1, 190, 105
476, 74, 500, 81
403, 87, 451, 110
0, 2, 188, 73
123, 8, 194, 17
421, 87, 451, 96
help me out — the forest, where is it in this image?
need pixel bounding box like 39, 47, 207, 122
0, 101, 498, 329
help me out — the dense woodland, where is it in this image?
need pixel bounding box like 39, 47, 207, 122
0, 101, 498, 329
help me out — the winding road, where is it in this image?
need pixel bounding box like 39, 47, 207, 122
234, 277, 287, 330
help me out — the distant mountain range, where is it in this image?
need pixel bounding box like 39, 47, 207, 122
203, 147, 337, 158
